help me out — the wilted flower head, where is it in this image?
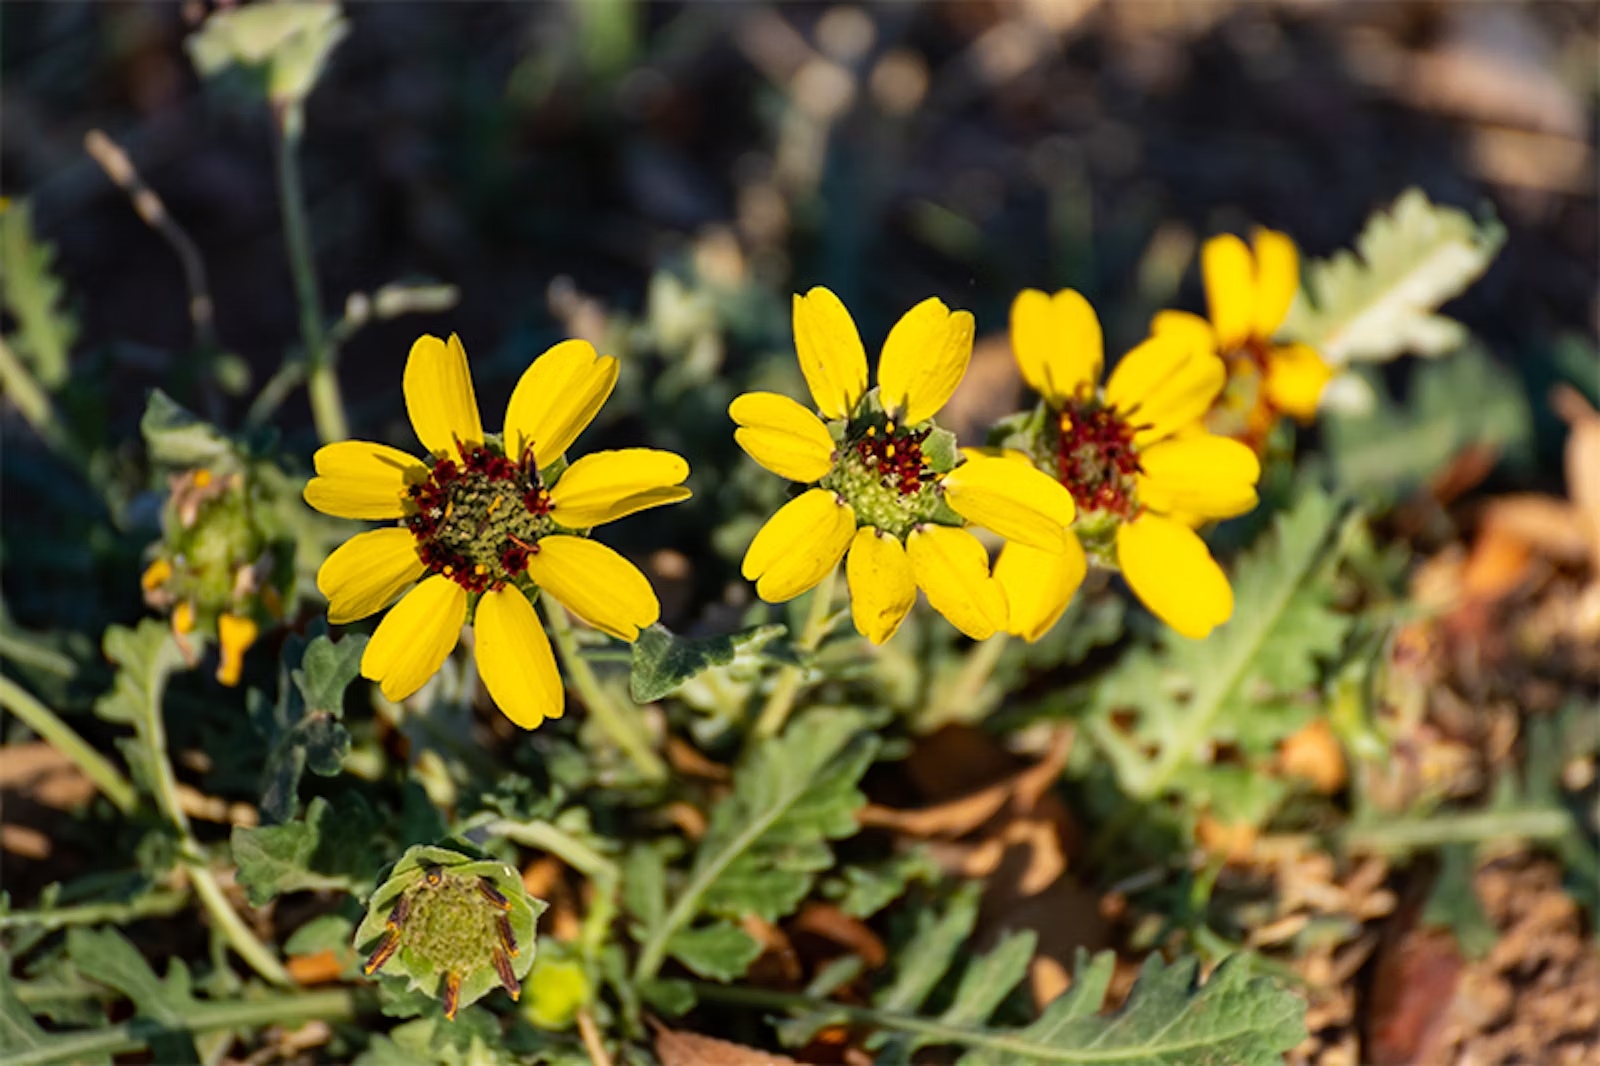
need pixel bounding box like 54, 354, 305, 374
141, 465, 292, 686
731, 287, 1078, 644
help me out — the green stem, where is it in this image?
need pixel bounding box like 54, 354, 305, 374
137, 636, 292, 987
753, 564, 839, 740
0, 337, 77, 460
272, 101, 346, 445
6, 987, 366, 1066
1341, 807, 1574, 852
922, 631, 1009, 730
0, 675, 138, 814
0, 889, 188, 932
542, 600, 667, 783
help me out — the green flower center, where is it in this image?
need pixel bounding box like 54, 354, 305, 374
1052, 400, 1141, 520
367, 867, 521, 1016
406, 441, 554, 593
822, 418, 946, 539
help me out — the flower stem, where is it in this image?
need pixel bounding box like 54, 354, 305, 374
753, 564, 839, 741
0, 675, 139, 815
0, 888, 189, 932
137, 637, 293, 987
921, 631, 1010, 731
6, 987, 366, 1066
542, 600, 668, 784
271, 101, 347, 445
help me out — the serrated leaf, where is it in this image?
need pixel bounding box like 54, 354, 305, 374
824, 846, 942, 918
1322, 346, 1532, 500
0, 978, 54, 1059
693, 710, 878, 922
250, 630, 361, 823
0, 200, 77, 388
1282, 187, 1503, 366
638, 709, 878, 981
954, 951, 1305, 1065
1089, 490, 1352, 806
781, 883, 983, 1049
664, 921, 763, 981
231, 794, 383, 905
95, 620, 185, 729
629, 622, 789, 702
66, 928, 200, 1063
355, 1011, 516, 1066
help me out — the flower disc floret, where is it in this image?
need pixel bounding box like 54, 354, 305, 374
1053, 400, 1142, 520
405, 440, 554, 594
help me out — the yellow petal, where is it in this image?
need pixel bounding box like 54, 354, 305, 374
404, 333, 482, 457
317, 528, 427, 624
1251, 228, 1299, 339
792, 287, 868, 420
1264, 343, 1333, 422
524, 535, 659, 642
845, 527, 916, 644
1104, 334, 1226, 446
1116, 514, 1233, 639
504, 339, 619, 466
303, 440, 428, 520
361, 575, 466, 701
1150, 309, 1217, 353
1137, 434, 1261, 521
547, 449, 691, 528
741, 488, 855, 603
876, 297, 975, 425
941, 454, 1074, 551
1010, 288, 1103, 403
474, 586, 563, 730
995, 536, 1086, 642
1202, 233, 1255, 351
141, 557, 173, 592
216, 613, 259, 687
906, 525, 1006, 641
729, 391, 837, 483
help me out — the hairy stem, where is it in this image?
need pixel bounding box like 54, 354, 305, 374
137, 634, 292, 987
7, 987, 365, 1066
272, 101, 346, 445
542, 600, 667, 783
0, 889, 188, 933
753, 564, 839, 740
0, 675, 138, 815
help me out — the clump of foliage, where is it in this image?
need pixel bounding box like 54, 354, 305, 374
3, 4, 1593, 1066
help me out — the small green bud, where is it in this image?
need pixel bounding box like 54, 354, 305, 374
354, 844, 547, 1020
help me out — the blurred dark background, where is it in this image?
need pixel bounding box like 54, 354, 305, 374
2, 1, 1595, 505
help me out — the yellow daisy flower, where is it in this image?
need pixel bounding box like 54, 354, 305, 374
304, 333, 690, 729
731, 287, 1079, 645
997, 289, 1262, 640
1153, 229, 1334, 448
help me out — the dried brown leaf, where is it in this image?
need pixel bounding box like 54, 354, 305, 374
651, 1020, 802, 1066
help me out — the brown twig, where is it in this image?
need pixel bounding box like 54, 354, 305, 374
83, 129, 216, 352
576, 1009, 614, 1066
